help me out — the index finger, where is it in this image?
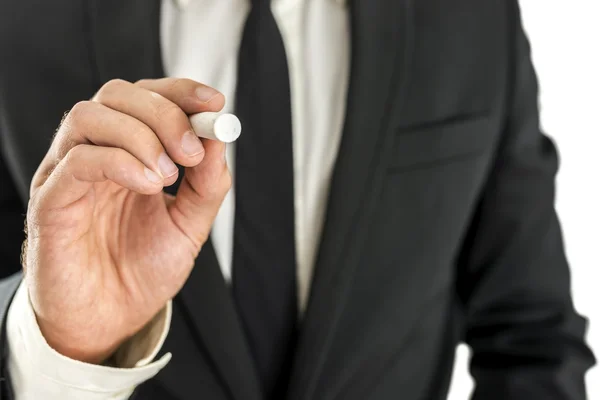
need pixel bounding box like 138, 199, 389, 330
135, 77, 226, 115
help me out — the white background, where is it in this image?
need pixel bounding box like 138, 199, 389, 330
448, 1, 600, 399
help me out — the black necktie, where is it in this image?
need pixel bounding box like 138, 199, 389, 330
232, 0, 297, 397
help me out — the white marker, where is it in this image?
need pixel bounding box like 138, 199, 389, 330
189, 112, 242, 143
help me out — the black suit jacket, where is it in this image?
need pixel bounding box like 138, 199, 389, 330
0, 1, 595, 399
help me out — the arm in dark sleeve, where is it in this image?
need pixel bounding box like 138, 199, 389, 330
0, 151, 27, 399
0, 152, 26, 279
456, 2, 596, 399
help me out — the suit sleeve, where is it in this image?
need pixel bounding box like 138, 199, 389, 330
457, 2, 596, 399
0, 156, 25, 280
0, 138, 28, 398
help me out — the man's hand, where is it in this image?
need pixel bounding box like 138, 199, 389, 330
24, 78, 230, 364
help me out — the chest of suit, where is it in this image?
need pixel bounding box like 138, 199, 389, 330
0, 0, 509, 399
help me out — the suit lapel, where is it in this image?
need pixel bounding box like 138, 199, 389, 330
288, 0, 414, 399
89, 2, 261, 400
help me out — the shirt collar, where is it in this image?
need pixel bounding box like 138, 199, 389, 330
173, 0, 347, 10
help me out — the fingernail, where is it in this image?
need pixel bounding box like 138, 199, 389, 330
158, 153, 178, 177
196, 86, 220, 103
181, 131, 204, 156
144, 167, 162, 183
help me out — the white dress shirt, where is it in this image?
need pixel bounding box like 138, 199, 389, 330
7, 0, 350, 398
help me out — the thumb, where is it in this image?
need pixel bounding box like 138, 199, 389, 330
168, 138, 230, 250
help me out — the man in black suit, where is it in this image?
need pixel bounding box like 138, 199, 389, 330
0, 0, 595, 399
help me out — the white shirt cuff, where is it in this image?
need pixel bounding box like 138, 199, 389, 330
7, 280, 172, 400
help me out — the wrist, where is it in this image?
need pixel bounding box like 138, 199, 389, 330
36, 318, 127, 364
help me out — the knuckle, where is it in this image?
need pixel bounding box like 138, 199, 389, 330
59, 100, 96, 134
54, 102, 91, 159
56, 110, 71, 132
66, 101, 91, 124
129, 123, 154, 143
64, 144, 84, 165
105, 147, 125, 166
134, 78, 151, 86
106, 78, 129, 89
168, 77, 198, 95
96, 78, 129, 99
58, 102, 89, 145
168, 77, 186, 91
153, 100, 182, 122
